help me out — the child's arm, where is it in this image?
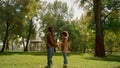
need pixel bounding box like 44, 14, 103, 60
61, 37, 67, 46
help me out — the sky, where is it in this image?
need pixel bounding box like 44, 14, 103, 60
45, 0, 84, 19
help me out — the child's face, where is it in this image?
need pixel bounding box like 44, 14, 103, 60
62, 34, 65, 38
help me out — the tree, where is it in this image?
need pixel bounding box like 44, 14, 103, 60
40, 1, 86, 52
24, 19, 36, 51
102, 0, 120, 32
0, 0, 40, 52
23, 0, 40, 51
75, 0, 105, 57
93, 0, 105, 57
68, 21, 82, 52
40, 0, 72, 40
0, 0, 21, 52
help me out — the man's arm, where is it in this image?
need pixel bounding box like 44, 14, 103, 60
48, 33, 57, 47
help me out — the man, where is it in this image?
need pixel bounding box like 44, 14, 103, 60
46, 27, 57, 66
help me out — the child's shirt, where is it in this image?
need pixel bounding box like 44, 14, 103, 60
61, 36, 68, 53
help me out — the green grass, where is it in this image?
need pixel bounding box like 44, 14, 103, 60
0, 52, 120, 68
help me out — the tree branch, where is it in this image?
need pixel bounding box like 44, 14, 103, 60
102, 3, 120, 23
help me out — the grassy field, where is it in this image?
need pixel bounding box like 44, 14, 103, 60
0, 52, 120, 68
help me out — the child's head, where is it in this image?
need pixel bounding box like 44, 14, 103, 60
62, 31, 69, 38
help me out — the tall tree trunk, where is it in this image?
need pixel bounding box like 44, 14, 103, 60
5, 39, 9, 50
24, 20, 33, 52
93, 0, 105, 57
24, 33, 31, 51
1, 21, 9, 52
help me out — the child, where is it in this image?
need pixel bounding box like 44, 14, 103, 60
61, 31, 69, 67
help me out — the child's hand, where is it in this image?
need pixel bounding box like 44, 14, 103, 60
54, 44, 58, 48
60, 42, 62, 46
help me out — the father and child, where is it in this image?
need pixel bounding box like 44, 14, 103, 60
46, 27, 69, 67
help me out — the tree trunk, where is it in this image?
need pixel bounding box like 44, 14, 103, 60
24, 20, 33, 52
22, 37, 25, 50
93, 0, 105, 57
1, 21, 9, 52
83, 35, 86, 53
5, 39, 9, 50
1, 37, 7, 52
110, 49, 112, 54
12, 44, 14, 51
24, 33, 31, 51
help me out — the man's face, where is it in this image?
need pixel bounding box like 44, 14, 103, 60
50, 28, 54, 32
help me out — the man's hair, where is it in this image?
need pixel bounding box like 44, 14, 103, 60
48, 27, 53, 32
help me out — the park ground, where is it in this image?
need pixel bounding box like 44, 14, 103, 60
0, 52, 120, 68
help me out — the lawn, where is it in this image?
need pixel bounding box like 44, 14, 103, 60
0, 52, 120, 68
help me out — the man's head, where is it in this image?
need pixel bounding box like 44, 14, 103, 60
48, 27, 54, 32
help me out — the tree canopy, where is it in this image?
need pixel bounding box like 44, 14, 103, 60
0, 0, 120, 56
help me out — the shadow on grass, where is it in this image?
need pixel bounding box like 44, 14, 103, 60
114, 66, 120, 68
44, 65, 68, 68
0, 52, 47, 56
0, 51, 83, 56
1, 51, 120, 63
44, 65, 51, 68
84, 54, 120, 62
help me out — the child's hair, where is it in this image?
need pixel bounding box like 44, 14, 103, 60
62, 31, 69, 37
62, 32, 67, 36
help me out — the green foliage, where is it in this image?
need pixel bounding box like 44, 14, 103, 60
0, 0, 41, 51
102, 0, 120, 32
74, 0, 120, 53
40, 1, 73, 40
40, 1, 84, 52
67, 21, 81, 52
104, 32, 120, 53
0, 0, 40, 38
0, 0, 119, 53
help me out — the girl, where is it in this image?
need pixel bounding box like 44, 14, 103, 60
61, 31, 69, 67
